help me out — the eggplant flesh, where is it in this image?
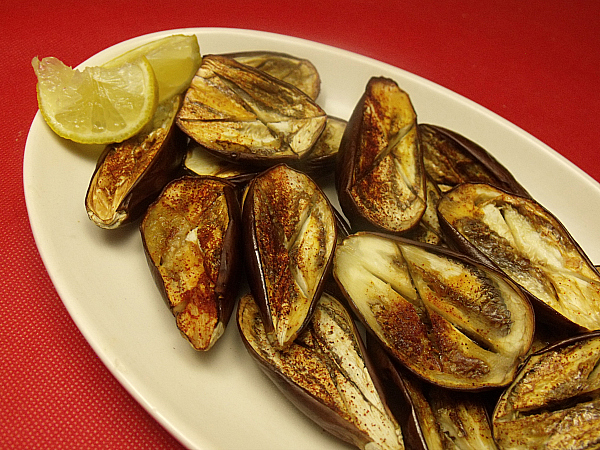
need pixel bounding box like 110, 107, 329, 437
183, 141, 258, 186
86, 95, 186, 229
140, 176, 241, 351
437, 182, 600, 331
404, 174, 445, 246
224, 50, 321, 100
333, 232, 534, 390
419, 124, 529, 198
336, 76, 426, 234
369, 336, 498, 450
183, 115, 346, 182
243, 164, 337, 348
492, 332, 600, 450
237, 292, 405, 450
176, 54, 327, 166
300, 115, 347, 176
409, 382, 498, 450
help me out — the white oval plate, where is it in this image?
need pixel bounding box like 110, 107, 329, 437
24, 28, 600, 450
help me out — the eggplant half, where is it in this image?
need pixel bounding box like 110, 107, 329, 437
437, 182, 600, 332
182, 115, 346, 183
182, 141, 259, 187
237, 292, 405, 450
176, 54, 327, 167
333, 232, 535, 390
299, 115, 347, 177
242, 164, 337, 348
140, 176, 242, 351
336, 76, 427, 234
85, 95, 186, 229
419, 124, 529, 197
224, 50, 321, 100
403, 174, 445, 246
369, 336, 498, 450
492, 331, 600, 450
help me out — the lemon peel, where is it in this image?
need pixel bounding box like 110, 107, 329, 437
103, 34, 201, 103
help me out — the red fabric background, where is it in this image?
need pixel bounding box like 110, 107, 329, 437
1, 0, 599, 448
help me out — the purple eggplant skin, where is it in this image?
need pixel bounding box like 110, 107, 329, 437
236, 292, 405, 450
437, 182, 600, 334
419, 124, 530, 198
242, 163, 338, 349
367, 335, 432, 450
140, 175, 243, 351
86, 97, 187, 229
336, 76, 427, 235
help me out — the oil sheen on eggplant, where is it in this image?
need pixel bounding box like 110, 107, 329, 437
85, 95, 186, 229
333, 232, 534, 390
176, 54, 327, 167
437, 182, 600, 331
336, 76, 426, 234
419, 124, 529, 197
492, 331, 600, 450
243, 164, 337, 349
237, 292, 405, 450
140, 176, 241, 351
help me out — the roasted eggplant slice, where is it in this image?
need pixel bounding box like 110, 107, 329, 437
333, 232, 535, 390
243, 164, 337, 348
336, 76, 426, 234
419, 124, 529, 197
438, 182, 600, 332
301, 115, 347, 176
404, 174, 445, 246
492, 331, 600, 450
85, 95, 186, 229
369, 337, 499, 450
237, 292, 405, 450
140, 176, 242, 351
176, 54, 327, 167
183, 141, 259, 186
224, 50, 321, 100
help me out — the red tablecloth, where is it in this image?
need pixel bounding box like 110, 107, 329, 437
2, 0, 599, 448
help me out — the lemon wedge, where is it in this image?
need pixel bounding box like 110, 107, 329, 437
33, 56, 158, 145
103, 34, 201, 103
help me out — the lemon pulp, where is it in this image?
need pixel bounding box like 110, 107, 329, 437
33, 56, 158, 145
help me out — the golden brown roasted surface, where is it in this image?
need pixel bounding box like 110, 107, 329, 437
493, 332, 600, 450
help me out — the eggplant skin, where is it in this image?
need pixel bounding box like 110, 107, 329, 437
242, 164, 337, 349
85, 96, 187, 229
237, 292, 405, 450
336, 76, 427, 235
140, 176, 242, 351
438, 182, 600, 332
419, 124, 529, 197
333, 232, 535, 391
492, 331, 600, 450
